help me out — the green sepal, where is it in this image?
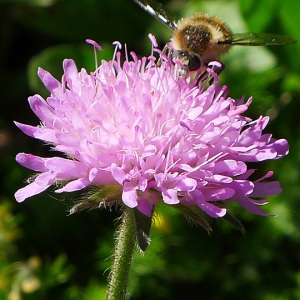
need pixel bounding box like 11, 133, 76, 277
69, 185, 123, 214
173, 203, 212, 232
133, 208, 153, 252
223, 212, 245, 233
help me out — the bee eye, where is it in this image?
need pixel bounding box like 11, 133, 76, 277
188, 54, 201, 71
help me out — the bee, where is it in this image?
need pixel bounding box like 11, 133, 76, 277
133, 0, 297, 76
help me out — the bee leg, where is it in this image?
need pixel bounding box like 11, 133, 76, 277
214, 63, 225, 75
157, 43, 171, 67
195, 62, 225, 86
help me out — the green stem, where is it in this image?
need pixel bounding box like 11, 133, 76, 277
106, 207, 136, 300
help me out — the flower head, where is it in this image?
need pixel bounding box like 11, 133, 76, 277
15, 37, 288, 222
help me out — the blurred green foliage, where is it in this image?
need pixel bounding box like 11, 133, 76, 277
1, 0, 300, 299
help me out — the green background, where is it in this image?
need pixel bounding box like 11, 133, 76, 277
1, 0, 300, 299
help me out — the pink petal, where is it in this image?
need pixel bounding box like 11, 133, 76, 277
14, 122, 39, 138
137, 197, 154, 217
45, 158, 87, 178
16, 153, 48, 172
162, 188, 180, 204
55, 178, 91, 193
199, 202, 227, 218
122, 187, 138, 208
15, 181, 51, 202
252, 181, 282, 197
38, 68, 64, 98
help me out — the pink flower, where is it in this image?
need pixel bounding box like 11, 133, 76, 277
15, 38, 288, 220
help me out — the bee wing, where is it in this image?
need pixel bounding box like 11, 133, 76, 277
230, 33, 297, 46
133, 0, 177, 30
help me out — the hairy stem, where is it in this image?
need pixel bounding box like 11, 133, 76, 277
106, 208, 136, 300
